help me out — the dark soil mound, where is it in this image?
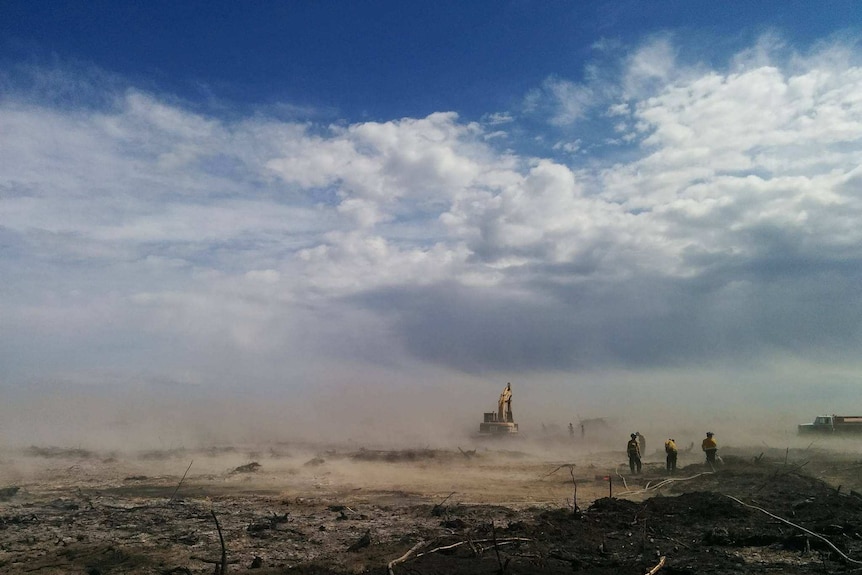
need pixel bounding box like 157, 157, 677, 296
382, 465, 862, 575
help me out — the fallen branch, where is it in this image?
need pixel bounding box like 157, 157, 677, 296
411, 537, 533, 559
645, 555, 666, 575
724, 495, 862, 565
387, 539, 426, 575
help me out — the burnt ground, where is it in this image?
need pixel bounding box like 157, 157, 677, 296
2, 444, 862, 574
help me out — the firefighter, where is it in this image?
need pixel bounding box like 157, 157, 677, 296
627, 433, 642, 474
664, 438, 678, 473
702, 432, 718, 466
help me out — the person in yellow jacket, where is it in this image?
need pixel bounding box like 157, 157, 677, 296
626, 433, 642, 474
702, 432, 718, 466
664, 438, 678, 473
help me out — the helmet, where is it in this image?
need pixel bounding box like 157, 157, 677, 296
706, 431, 714, 437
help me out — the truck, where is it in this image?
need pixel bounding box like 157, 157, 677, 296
798, 415, 862, 434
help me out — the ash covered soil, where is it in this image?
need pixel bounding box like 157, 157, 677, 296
3, 442, 862, 574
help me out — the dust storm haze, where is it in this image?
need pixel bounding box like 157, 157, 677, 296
0, 364, 846, 456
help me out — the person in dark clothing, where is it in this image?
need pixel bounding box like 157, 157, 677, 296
627, 433, 642, 474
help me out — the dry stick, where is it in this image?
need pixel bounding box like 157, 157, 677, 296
618, 472, 714, 496
411, 537, 532, 559
189, 557, 238, 566
24, 563, 72, 572
644, 555, 666, 575
391, 539, 529, 571
659, 534, 693, 550
432, 491, 457, 514
641, 518, 647, 552
491, 521, 505, 574
387, 539, 426, 575
543, 463, 576, 477
570, 468, 578, 514
467, 532, 480, 556
211, 510, 228, 575
724, 495, 862, 565
169, 460, 194, 503
476, 541, 526, 554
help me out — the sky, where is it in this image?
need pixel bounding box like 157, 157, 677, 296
2, 2, 862, 447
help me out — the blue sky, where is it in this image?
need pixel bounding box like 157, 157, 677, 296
6, 2, 857, 120
2, 2, 862, 446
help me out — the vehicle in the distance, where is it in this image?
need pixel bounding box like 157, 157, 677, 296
798, 415, 862, 434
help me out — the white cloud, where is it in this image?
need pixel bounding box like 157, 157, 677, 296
527, 76, 596, 125
552, 140, 581, 153
3, 35, 862, 397
622, 36, 678, 98
484, 112, 514, 125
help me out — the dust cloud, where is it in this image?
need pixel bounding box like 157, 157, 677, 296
0, 365, 843, 459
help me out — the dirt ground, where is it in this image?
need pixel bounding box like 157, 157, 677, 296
3, 439, 862, 574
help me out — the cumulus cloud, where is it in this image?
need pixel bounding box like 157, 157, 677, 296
2, 35, 862, 409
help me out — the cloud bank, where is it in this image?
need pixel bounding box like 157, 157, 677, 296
2, 36, 862, 435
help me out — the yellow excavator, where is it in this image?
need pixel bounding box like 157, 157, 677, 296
478, 382, 519, 436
